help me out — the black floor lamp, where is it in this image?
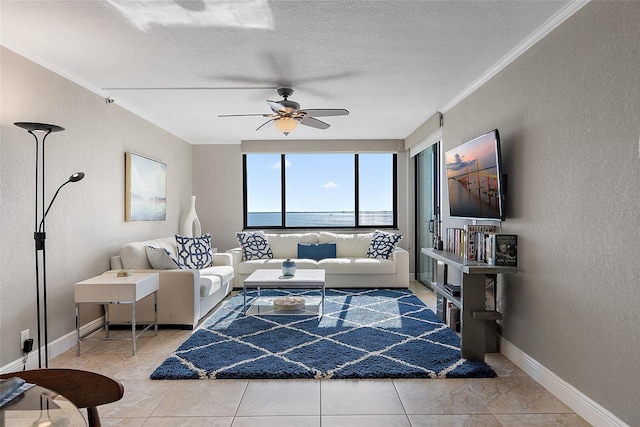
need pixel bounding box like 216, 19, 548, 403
15, 122, 85, 368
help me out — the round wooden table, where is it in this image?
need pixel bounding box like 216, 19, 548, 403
0, 384, 87, 426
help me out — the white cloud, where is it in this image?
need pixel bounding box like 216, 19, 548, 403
322, 181, 338, 189
272, 159, 292, 169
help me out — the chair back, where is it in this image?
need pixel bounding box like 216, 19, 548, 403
0, 368, 124, 427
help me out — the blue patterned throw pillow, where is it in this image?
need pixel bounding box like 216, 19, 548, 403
175, 234, 213, 269
366, 230, 403, 259
146, 246, 182, 269
236, 231, 273, 261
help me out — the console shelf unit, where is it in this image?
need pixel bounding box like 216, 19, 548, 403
421, 247, 517, 361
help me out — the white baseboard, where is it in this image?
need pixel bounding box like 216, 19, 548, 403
0, 317, 105, 373
500, 336, 628, 427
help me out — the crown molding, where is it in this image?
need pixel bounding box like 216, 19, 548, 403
1, 37, 189, 143
441, 1, 590, 114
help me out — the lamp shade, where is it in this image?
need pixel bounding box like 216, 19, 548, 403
15, 122, 65, 133
40, 171, 86, 231
274, 117, 299, 136
69, 172, 85, 182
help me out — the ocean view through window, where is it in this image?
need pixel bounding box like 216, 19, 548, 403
244, 153, 396, 229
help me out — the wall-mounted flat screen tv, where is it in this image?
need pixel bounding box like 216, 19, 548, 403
445, 129, 505, 221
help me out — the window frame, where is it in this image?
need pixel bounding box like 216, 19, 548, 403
243, 153, 398, 230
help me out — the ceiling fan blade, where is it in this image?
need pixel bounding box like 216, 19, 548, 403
256, 118, 277, 131
103, 86, 278, 91
299, 109, 349, 117
218, 113, 272, 117
299, 116, 330, 130
267, 100, 286, 113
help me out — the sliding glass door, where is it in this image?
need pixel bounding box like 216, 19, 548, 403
415, 143, 440, 284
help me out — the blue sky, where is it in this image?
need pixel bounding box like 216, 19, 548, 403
246, 153, 393, 212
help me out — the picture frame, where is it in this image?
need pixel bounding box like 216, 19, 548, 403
125, 152, 167, 222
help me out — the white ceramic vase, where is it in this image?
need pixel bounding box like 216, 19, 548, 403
180, 196, 202, 237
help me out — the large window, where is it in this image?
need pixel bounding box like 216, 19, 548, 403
244, 153, 397, 229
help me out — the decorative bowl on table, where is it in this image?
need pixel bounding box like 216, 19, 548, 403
273, 297, 306, 311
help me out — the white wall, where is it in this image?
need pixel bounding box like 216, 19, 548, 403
192, 144, 244, 252
440, 2, 639, 425
0, 47, 193, 366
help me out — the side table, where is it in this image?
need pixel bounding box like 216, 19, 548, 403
74, 272, 159, 356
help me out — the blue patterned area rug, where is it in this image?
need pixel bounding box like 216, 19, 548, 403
150, 289, 496, 380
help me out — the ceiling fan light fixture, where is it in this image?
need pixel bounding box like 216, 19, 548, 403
274, 117, 298, 136
219, 88, 347, 134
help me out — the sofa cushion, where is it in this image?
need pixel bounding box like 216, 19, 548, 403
156, 236, 179, 256
318, 257, 396, 275
297, 242, 337, 261
176, 233, 213, 269
267, 233, 318, 258
146, 246, 181, 269
366, 230, 403, 259
237, 231, 274, 260
199, 275, 222, 298
199, 265, 235, 285
318, 232, 373, 257
120, 239, 159, 269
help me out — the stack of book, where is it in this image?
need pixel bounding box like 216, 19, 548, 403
487, 233, 518, 266
444, 227, 472, 257
445, 283, 461, 296
444, 226, 517, 267
463, 225, 498, 262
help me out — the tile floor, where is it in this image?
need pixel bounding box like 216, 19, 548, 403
50, 283, 591, 426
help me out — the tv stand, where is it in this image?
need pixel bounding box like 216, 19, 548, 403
421, 247, 517, 361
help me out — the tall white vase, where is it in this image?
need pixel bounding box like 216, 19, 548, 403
180, 196, 202, 237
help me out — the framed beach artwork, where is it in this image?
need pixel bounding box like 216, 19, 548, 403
125, 152, 167, 222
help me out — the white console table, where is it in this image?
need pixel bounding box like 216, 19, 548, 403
421, 248, 517, 361
74, 272, 159, 356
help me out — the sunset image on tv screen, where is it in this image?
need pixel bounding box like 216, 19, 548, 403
445, 130, 502, 220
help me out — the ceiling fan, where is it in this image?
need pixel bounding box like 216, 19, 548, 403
218, 88, 349, 136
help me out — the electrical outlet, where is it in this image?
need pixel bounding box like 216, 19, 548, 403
20, 329, 29, 351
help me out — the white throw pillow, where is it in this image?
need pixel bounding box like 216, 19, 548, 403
236, 231, 274, 260
175, 233, 213, 269
366, 230, 403, 259
146, 246, 182, 269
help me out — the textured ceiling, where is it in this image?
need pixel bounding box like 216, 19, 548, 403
1, 0, 575, 144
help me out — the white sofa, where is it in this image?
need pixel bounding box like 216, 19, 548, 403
107, 236, 234, 329
228, 231, 409, 289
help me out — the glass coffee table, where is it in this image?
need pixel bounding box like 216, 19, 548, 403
243, 269, 325, 317
0, 384, 87, 426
